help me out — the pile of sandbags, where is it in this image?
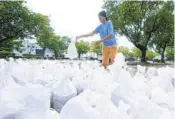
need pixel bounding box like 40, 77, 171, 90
0, 53, 174, 119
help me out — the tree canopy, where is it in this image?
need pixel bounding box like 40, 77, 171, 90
0, 1, 50, 44
118, 46, 129, 57
75, 41, 90, 59
103, 1, 174, 62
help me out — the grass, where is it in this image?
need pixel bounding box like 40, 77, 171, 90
127, 61, 174, 66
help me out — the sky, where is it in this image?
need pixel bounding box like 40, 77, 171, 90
26, 0, 134, 48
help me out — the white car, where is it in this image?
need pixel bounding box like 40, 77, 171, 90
44, 53, 54, 58
153, 56, 161, 62
97, 53, 102, 62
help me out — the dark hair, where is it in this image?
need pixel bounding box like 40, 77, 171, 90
98, 11, 108, 21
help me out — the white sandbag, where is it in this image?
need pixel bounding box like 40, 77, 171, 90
151, 87, 167, 104
66, 37, 78, 59
9, 63, 34, 83
157, 67, 174, 93
52, 79, 77, 112
135, 99, 167, 119
0, 84, 51, 119
111, 86, 130, 107
147, 76, 161, 89
95, 94, 131, 119
72, 76, 87, 94
87, 68, 114, 93
113, 53, 125, 67
104, 82, 119, 99
45, 109, 60, 119
132, 76, 151, 97
111, 70, 134, 106
0, 74, 17, 89
136, 65, 145, 75
60, 96, 102, 119
145, 67, 158, 79
95, 99, 119, 119
13, 110, 47, 119
158, 110, 173, 119
78, 89, 101, 107
151, 87, 175, 110
117, 101, 132, 119
9, 57, 14, 62
108, 53, 125, 76
0, 59, 6, 73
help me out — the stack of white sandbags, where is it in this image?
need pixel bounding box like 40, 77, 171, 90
0, 52, 174, 119
60, 88, 132, 119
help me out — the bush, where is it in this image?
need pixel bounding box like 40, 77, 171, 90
23, 54, 42, 59
0, 50, 15, 58
0, 50, 11, 54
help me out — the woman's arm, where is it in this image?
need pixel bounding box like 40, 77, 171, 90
77, 31, 96, 39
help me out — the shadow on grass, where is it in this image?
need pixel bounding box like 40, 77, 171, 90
127, 61, 174, 67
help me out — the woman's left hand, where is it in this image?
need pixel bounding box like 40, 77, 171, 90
93, 40, 101, 46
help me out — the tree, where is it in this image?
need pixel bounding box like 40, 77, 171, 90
37, 27, 54, 56
146, 50, 157, 59
49, 35, 66, 59
39, 34, 66, 59
132, 47, 141, 58
128, 47, 141, 58
165, 47, 174, 61
104, 1, 167, 62
118, 46, 129, 57
0, 1, 51, 45
61, 36, 71, 52
75, 41, 90, 59
149, 1, 174, 63
91, 43, 102, 55
0, 39, 23, 52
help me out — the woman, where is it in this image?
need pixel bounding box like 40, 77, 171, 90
76, 11, 117, 69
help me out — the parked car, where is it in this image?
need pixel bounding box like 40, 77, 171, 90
125, 57, 135, 62
44, 53, 54, 59
153, 56, 161, 63
146, 58, 153, 61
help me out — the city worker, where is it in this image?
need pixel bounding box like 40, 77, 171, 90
76, 11, 118, 69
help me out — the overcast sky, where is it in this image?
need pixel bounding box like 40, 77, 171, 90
27, 0, 134, 48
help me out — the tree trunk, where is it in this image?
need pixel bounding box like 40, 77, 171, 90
134, 43, 147, 62
141, 49, 146, 62
78, 53, 81, 59
54, 51, 58, 59
161, 52, 165, 63
43, 48, 46, 58
161, 44, 167, 63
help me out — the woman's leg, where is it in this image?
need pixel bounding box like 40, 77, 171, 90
109, 45, 118, 64
102, 46, 110, 69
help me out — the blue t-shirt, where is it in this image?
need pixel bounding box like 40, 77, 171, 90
94, 20, 117, 46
